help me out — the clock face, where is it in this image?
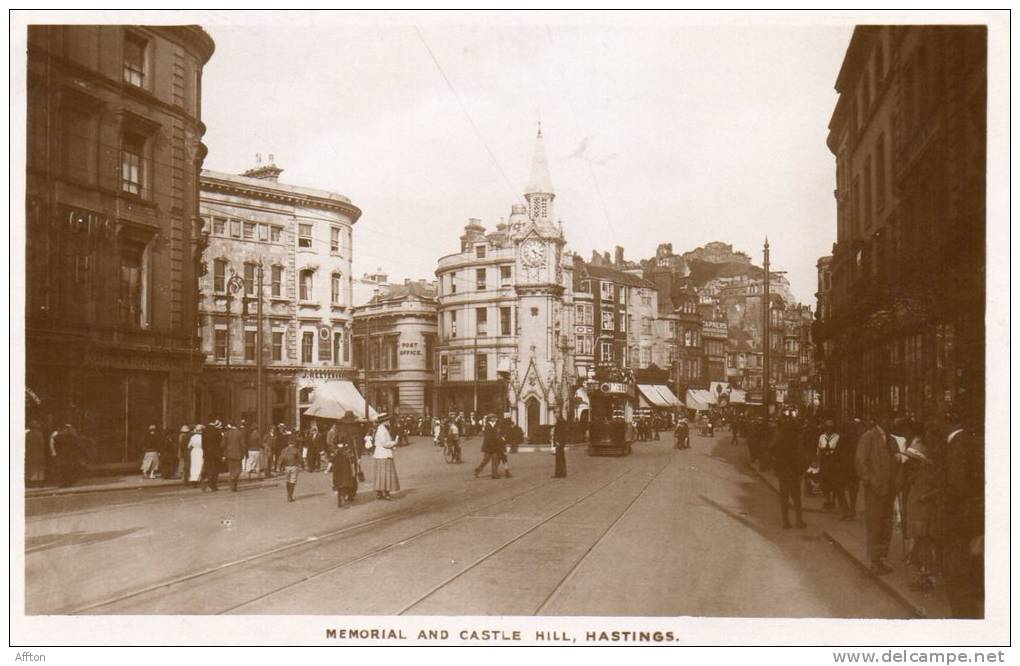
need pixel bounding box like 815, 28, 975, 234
521, 239, 545, 267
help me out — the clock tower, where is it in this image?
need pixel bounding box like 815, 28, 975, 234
509, 124, 569, 437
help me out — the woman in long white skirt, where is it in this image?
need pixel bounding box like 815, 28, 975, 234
188, 425, 205, 486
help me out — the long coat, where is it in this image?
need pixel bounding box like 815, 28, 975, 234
854, 426, 898, 496
223, 428, 246, 460
331, 444, 358, 495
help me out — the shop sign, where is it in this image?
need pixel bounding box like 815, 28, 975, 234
599, 382, 629, 395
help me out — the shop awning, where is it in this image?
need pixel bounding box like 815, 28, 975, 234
686, 389, 716, 411
728, 389, 747, 404
497, 357, 512, 375
303, 381, 378, 422
638, 384, 671, 409
653, 384, 682, 408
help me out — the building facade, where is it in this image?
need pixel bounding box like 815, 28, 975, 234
815, 26, 986, 420
25, 25, 215, 464
352, 280, 437, 417
434, 128, 576, 436
196, 161, 362, 427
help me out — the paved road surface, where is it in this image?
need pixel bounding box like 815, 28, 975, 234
23, 431, 908, 617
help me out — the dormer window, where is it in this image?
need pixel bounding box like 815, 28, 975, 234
475, 245, 487, 259
123, 32, 147, 87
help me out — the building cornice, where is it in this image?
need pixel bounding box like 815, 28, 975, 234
200, 173, 362, 222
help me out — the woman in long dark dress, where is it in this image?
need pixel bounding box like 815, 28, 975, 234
331, 440, 358, 508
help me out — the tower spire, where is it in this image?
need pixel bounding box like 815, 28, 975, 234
525, 124, 553, 196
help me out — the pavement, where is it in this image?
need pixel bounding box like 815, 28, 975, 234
744, 437, 952, 619
22, 432, 913, 618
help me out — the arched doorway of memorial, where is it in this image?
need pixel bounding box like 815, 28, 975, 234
525, 396, 541, 442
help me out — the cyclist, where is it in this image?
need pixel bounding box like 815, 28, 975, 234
446, 418, 462, 463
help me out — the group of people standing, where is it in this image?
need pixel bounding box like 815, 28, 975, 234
24, 421, 86, 488
750, 407, 983, 619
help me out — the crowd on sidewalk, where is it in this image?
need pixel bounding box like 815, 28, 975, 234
730, 406, 984, 619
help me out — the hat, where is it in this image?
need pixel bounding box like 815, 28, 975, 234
180, 425, 191, 433
194, 424, 204, 432
148, 425, 157, 431
376, 413, 390, 422
823, 419, 835, 428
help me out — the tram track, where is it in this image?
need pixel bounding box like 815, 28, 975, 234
64, 473, 564, 615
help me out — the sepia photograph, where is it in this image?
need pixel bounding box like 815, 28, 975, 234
9, 8, 1010, 653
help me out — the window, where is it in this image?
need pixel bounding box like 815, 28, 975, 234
258, 224, 269, 241
600, 281, 614, 300
476, 268, 486, 291
302, 331, 314, 363
475, 245, 486, 259
230, 219, 241, 238
476, 308, 488, 336
213, 259, 227, 293
121, 132, 145, 195
449, 273, 457, 293
119, 240, 147, 327
271, 265, 283, 297
244, 263, 255, 296
244, 330, 256, 361
331, 227, 341, 253
243, 222, 256, 240
500, 306, 512, 336
475, 353, 488, 380
500, 265, 512, 286
641, 317, 652, 336
214, 329, 227, 360
212, 217, 226, 235
641, 291, 652, 306
619, 312, 627, 332
331, 273, 342, 304
600, 341, 613, 362
575, 334, 593, 355
270, 226, 282, 243
333, 330, 343, 365
272, 331, 283, 361
320, 330, 333, 362
450, 310, 457, 338
580, 280, 590, 292
123, 32, 146, 87
640, 347, 652, 368
298, 223, 313, 248
601, 311, 614, 331
299, 270, 314, 301
619, 288, 627, 305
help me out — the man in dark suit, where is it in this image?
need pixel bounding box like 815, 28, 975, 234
854, 408, 899, 575
223, 424, 247, 492
772, 415, 807, 529
201, 420, 223, 492
940, 410, 984, 618
474, 417, 502, 479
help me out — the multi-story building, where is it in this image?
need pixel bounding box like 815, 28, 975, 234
196, 160, 362, 426
25, 25, 215, 464
702, 320, 728, 383
434, 128, 576, 436
353, 267, 391, 306
352, 280, 437, 417
816, 26, 986, 420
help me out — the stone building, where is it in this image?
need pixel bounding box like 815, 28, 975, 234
434, 127, 576, 437
25, 25, 214, 464
815, 26, 986, 420
352, 280, 438, 417
196, 160, 362, 427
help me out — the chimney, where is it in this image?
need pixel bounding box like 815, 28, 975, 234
614, 246, 624, 266
603, 251, 611, 265
242, 153, 284, 182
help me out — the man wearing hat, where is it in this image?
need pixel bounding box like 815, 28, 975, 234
141, 425, 161, 479
854, 408, 900, 575
201, 419, 223, 492
223, 422, 247, 492
474, 415, 502, 479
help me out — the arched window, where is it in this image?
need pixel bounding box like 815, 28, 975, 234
299, 269, 314, 301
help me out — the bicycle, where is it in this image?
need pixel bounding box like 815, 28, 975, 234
443, 436, 460, 464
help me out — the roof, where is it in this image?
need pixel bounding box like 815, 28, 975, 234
582, 263, 657, 289
524, 127, 554, 195
367, 281, 436, 305
201, 169, 359, 218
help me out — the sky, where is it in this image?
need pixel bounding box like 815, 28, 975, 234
199, 16, 854, 305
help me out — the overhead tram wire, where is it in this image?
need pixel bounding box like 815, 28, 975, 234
413, 25, 517, 200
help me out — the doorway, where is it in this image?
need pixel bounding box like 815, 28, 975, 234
525, 396, 541, 442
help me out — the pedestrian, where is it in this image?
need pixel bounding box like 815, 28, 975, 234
854, 409, 899, 575
52, 424, 82, 488
772, 415, 807, 529
160, 427, 178, 480
474, 416, 502, 479
331, 439, 358, 508
372, 413, 400, 500
187, 425, 204, 486
901, 432, 938, 592
552, 420, 567, 478
278, 433, 302, 502
244, 425, 264, 479
940, 411, 984, 618
224, 423, 246, 492
262, 425, 277, 479
306, 423, 321, 472
674, 417, 690, 450
497, 418, 512, 478
842, 416, 865, 518
201, 420, 222, 492
433, 419, 443, 447
447, 419, 462, 463
178, 425, 192, 483
817, 419, 842, 513
731, 414, 741, 446
141, 425, 161, 479
26, 420, 47, 486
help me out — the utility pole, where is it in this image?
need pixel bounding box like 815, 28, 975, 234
364, 312, 371, 421
256, 260, 264, 434
473, 332, 479, 414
